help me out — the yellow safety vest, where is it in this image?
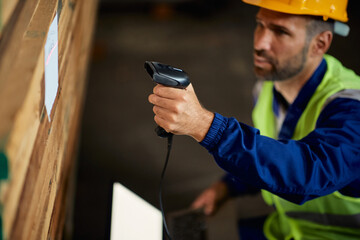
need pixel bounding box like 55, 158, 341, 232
252, 55, 360, 240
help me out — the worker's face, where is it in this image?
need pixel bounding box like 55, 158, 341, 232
253, 9, 309, 81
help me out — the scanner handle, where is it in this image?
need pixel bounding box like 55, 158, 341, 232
145, 61, 190, 138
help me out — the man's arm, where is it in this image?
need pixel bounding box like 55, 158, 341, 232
201, 98, 360, 204
148, 83, 360, 205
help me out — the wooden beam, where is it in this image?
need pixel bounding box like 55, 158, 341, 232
0, 0, 98, 238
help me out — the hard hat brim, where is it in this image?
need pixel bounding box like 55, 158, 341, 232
242, 0, 348, 22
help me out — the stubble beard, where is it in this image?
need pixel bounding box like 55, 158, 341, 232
254, 43, 309, 82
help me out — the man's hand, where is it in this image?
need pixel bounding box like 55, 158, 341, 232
148, 84, 214, 142
191, 181, 229, 216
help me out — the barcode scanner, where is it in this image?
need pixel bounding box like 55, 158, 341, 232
145, 61, 190, 138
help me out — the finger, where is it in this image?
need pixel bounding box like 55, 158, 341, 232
149, 94, 180, 113
192, 192, 214, 208
154, 114, 172, 132
192, 197, 215, 216
153, 84, 188, 100
191, 198, 205, 209
204, 204, 215, 216
152, 105, 174, 122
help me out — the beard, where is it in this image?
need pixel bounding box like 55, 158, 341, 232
254, 43, 309, 81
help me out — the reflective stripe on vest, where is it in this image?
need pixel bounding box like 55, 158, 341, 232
323, 89, 360, 110
286, 212, 360, 229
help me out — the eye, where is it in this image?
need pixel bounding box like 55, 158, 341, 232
272, 27, 290, 36
256, 21, 264, 29
275, 29, 288, 36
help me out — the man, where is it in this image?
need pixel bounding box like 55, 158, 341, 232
148, 0, 360, 239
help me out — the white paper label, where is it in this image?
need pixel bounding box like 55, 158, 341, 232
44, 13, 59, 121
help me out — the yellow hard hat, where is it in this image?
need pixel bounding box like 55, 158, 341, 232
242, 0, 348, 22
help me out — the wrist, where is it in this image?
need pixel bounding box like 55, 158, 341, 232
191, 110, 214, 142
213, 181, 230, 203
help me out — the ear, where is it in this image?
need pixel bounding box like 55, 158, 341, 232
310, 31, 333, 56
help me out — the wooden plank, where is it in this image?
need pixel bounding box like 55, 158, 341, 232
0, 1, 57, 237
0, 0, 98, 238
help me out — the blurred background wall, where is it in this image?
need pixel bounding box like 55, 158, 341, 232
73, 0, 360, 238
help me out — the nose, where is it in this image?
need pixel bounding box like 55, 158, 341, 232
254, 26, 272, 52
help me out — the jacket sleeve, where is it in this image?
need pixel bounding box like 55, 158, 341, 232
221, 173, 260, 197
200, 98, 360, 204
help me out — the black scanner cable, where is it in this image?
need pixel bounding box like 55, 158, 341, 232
159, 133, 173, 240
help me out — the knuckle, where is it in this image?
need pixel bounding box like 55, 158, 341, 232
179, 93, 187, 102
173, 103, 183, 114
173, 105, 180, 114
168, 113, 177, 123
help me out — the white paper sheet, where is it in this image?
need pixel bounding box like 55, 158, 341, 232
111, 183, 163, 240
44, 13, 59, 121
